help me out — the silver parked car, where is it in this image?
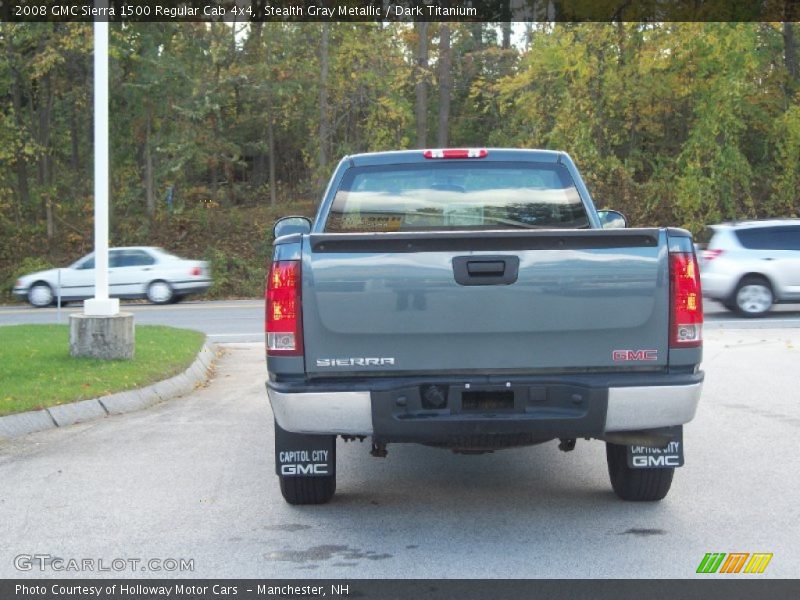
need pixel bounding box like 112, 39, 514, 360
13, 247, 212, 307
700, 220, 800, 316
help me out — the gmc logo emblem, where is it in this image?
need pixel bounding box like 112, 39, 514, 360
612, 349, 658, 361
280, 464, 329, 476
632, 455, 680, 467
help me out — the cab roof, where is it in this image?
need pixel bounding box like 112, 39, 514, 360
345, 148, 566, 167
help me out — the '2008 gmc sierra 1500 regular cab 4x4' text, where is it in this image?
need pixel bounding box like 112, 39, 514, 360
265, 148, 703, 505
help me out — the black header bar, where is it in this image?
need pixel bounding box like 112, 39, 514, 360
3, 580, 800, 600
3, 0, 800, 23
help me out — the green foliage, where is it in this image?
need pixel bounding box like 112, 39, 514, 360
203, 246, 264, 299
0, 22, 798, 293
494, 23, 798, 233
4, 256, 55, 291
771, 103, 800, 217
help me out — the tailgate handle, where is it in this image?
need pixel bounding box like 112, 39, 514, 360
467, 260, 506, 276
453, 256, 519, 286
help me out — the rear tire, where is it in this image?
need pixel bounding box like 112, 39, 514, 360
606, 442, 674, 501
732, 276, 773, 317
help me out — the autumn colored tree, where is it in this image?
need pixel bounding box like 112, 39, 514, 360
0, 21, 798, 297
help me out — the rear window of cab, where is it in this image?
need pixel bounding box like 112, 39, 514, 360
324, 162, 589, 233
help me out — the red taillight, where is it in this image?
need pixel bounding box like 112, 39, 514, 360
423, 148, 488, 159
669, 252, 703, 348
190, 266, 202, 276
702, 249, 724, 262
266, 260, 303, 356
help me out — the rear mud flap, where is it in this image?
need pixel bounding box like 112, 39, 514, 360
627, 425, 683, 469
274, 422, 336, 478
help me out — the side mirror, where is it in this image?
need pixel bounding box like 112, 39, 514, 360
273, 216, 311, 240
597, 209, 627, 229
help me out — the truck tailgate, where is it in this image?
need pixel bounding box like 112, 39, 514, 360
302, 229, 668, 376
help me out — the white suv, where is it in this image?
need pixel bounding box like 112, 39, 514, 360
700, 220, 800, 316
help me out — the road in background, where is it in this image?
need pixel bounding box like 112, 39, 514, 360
0, 299, 265, 342
1, 298, 799, 342
1, 328, 798, 578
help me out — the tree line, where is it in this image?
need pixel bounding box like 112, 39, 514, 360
0, 22, 798, 294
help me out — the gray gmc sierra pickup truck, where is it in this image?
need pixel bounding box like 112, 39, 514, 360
266, 148, 704, 505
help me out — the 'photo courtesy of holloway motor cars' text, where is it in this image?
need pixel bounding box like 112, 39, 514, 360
1, 0, 800, 598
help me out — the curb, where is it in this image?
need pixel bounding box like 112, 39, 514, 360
0, 342, 217, 440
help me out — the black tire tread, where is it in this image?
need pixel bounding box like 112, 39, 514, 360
606, 442, 674, 502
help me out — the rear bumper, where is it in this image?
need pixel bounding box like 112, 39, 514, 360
270, 389, 374, 435
267, 372, 703, 439
605, 383, 701, 431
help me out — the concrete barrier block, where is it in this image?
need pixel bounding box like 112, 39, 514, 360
201, 345, 217, 368
189, 360, 207, 381
170, 373, 196, 397
47, 399, 107, 428
151, 377, 179, 402
137, 387, 162, 409
99, 389, 150, 415
0, 410, 55, 439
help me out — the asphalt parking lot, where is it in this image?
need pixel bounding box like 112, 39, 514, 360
1, 327, 798, 578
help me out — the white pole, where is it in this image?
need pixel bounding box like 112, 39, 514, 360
84, 1, 118, 317
93, 14, 109, 302
57, 268, 62, 323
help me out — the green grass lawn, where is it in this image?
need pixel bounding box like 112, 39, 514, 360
0, 324, 205, 417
